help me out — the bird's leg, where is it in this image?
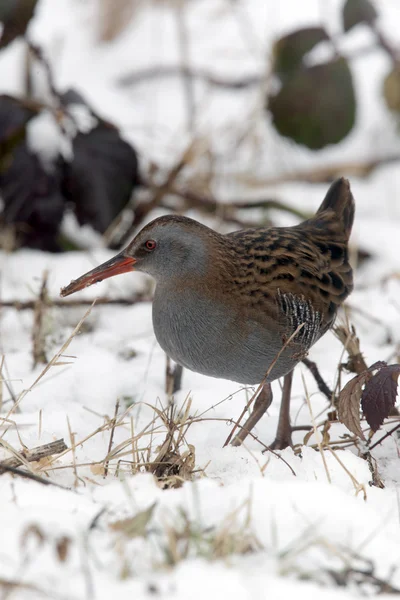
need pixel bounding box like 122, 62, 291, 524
270, 370, 294, 450
231, 383, 273, 446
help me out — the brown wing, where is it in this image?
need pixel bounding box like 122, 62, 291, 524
225, 222, 353, 349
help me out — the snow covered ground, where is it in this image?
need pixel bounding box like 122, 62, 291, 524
1, 1, 400, 599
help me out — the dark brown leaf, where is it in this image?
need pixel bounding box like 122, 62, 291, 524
61, 91, 139, 234
0, 94, 39, 146
361, 364, 400, 432
338, 374, 369, 439
1, 141, 65, 251
337, 361, 386, 438
0, 0, 38, 49
342, 0, 378, 32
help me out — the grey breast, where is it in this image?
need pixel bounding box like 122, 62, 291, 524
152, 284, 300, 384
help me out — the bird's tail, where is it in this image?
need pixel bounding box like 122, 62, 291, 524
315, 177, 355, 242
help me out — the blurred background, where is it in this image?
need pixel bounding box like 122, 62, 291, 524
1, 0, 400, 254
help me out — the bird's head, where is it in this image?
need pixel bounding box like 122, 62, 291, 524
60, 215, 215, 297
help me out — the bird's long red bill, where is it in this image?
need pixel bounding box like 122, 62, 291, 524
60, 253, 136, 297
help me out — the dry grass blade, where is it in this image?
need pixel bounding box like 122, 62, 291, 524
161, 496, 262, 566
104, 399, 120, 477
0, 438, 35, 474
131, 395, 197, 487
6, 302, 96, 418
302, 373, 331, 484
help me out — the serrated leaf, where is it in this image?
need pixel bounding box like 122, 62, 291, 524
110, 502, 156, 539
62, 125, 139, 233
342, 0, 378, 32
268, 57, 356, 150
361, 364, 400, 432
0, 0, 38, 49
61, 90, 139, 234
338, 376, 367, 439
273, 27, 329, 78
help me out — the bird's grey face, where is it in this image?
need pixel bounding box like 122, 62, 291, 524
59, 217, 208, 297
125, 222, 207, 281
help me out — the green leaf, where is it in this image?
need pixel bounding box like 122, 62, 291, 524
342, 0, 378, 32
273, 27, 329, 78
268, 57, 356, 150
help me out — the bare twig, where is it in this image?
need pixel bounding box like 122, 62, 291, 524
302, 357, 334, 402
158, 185, 309, 220
119, 142, 198, 244
176, 2, 195, 132
1, 295, 150, 310
27, 43, 63, 111
236, 153, 400, 186
0, 439, 67, 474
0, 464, 69, 488
117, 65, 260, 89
368, 421, 400, 451
32, 270, 49, 368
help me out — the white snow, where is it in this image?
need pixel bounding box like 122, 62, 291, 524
1, 1, 400, 599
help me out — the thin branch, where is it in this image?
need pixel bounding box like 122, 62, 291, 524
302, 357, 334, 402
32, 270, 49, 367
118, 142, 198, 245
368, 421, 400, 452
117, 65, 261, 89
0, 439, 67, 474
161, 185, 309, 220
176, 2, 195, 132
1, 295, 150, 310
236, 153, 400, 186
0, 464, 69, 489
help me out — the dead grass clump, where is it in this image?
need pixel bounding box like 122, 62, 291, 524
160, 500, 262, 567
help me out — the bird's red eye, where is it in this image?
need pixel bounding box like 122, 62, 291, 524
145, 239, 157, 251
